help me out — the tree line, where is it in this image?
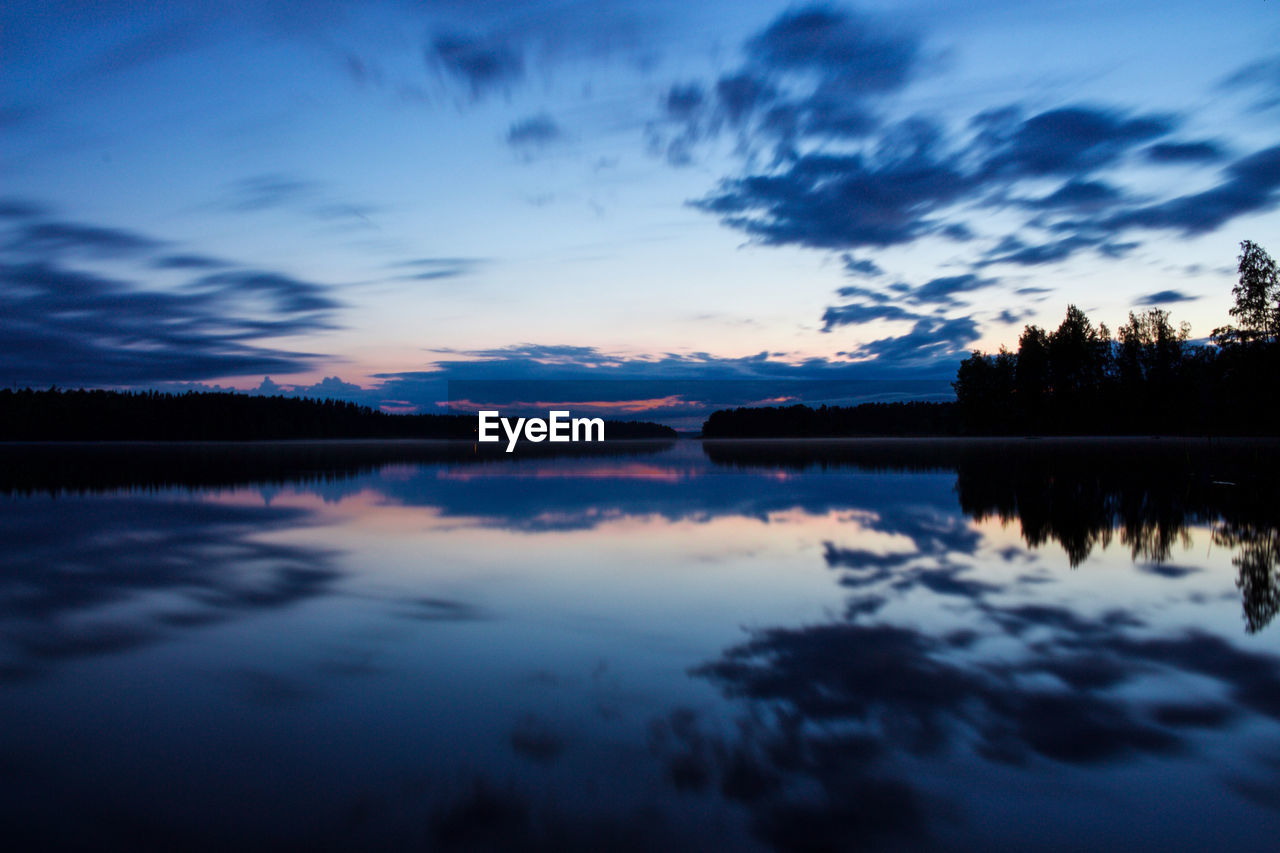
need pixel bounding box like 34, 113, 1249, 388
952, 240, 1278, 435
704, 240, 1279, 437
0, 388, 676, 441
702, 400, 958, 437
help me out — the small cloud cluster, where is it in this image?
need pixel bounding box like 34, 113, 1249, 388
506, 113, 564, 152
648, 7, 920, 166
431, 32, 524, 98
822, 273, 995, 363
1134, 289, 1198, 306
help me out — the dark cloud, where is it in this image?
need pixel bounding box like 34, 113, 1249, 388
1023, 179, 1122, 210
0, 261, 332, 386
982, 233, 1102, 266
1135, 289, 1198, 305
695, 127, 971, 250
669, 16, 1273, 318
664, 83, 705, 120
652, 7, 921, 167
0, 207, 339, 387
672, 15, 1265, 332
980, 106, 1173, 178
416, 344, 957, 383
152, 253, 230, 270
842, 253, 883, 277
847, 316, 981, 366
940, 222, 975, 241
431, 32, 523, 97
435, 342, 606, 363
694, 100, 1177, 259
8, 221, 164, 257
823, 272, 996, 335
821, 302, 921, 330
1144, 141, 1225, 163
647, 83, 712, 166
800, 98, 878, 138
1103, 145, 1280, 234
715, 73, 775, 125
189, 271, 341, 315
744, 6, 918, 95
902, 273, 997, 307
0, 198, 45, 219
834, 283, 890, 303
367, 347, 956, 421
506, 113, 563, 148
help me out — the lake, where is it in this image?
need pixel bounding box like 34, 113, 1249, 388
1, 438, 1278, 851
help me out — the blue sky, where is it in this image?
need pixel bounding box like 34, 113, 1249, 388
3, 0, 1279, 417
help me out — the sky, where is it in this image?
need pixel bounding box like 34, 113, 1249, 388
3, 0, 1279, 420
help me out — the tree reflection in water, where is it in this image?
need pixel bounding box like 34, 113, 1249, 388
1216, 523, 1280, 634
703, 438, 1280, 634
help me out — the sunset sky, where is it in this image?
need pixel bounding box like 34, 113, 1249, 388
3, 0, 1279, 416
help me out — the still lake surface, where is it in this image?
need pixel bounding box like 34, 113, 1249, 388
1, 438, 1278, 851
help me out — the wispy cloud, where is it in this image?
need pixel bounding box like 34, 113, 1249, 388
0, 202, 340, 386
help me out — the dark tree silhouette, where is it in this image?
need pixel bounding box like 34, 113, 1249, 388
1215, 240, 1279, 348
1048, 305, 1111, 429
701, 401, 959, 438
1015, 324, 1050, 430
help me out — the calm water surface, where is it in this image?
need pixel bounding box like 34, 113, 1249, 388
1, 439, 1278, 851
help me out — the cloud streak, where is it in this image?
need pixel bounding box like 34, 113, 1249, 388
0, 203, 340, 386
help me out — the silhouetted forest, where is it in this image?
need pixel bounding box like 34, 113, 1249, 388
702, 400, 958, 437
0, 388, 676, 441
705, 241, 1280, 437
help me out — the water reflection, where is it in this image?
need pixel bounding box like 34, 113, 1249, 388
1216, 523, 1280, 634
0, 439, 678, 495
0, 494, 339, 682
685, 571, 1279, 849
1, 439, 1278, 850
704, 438, 1280, 634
